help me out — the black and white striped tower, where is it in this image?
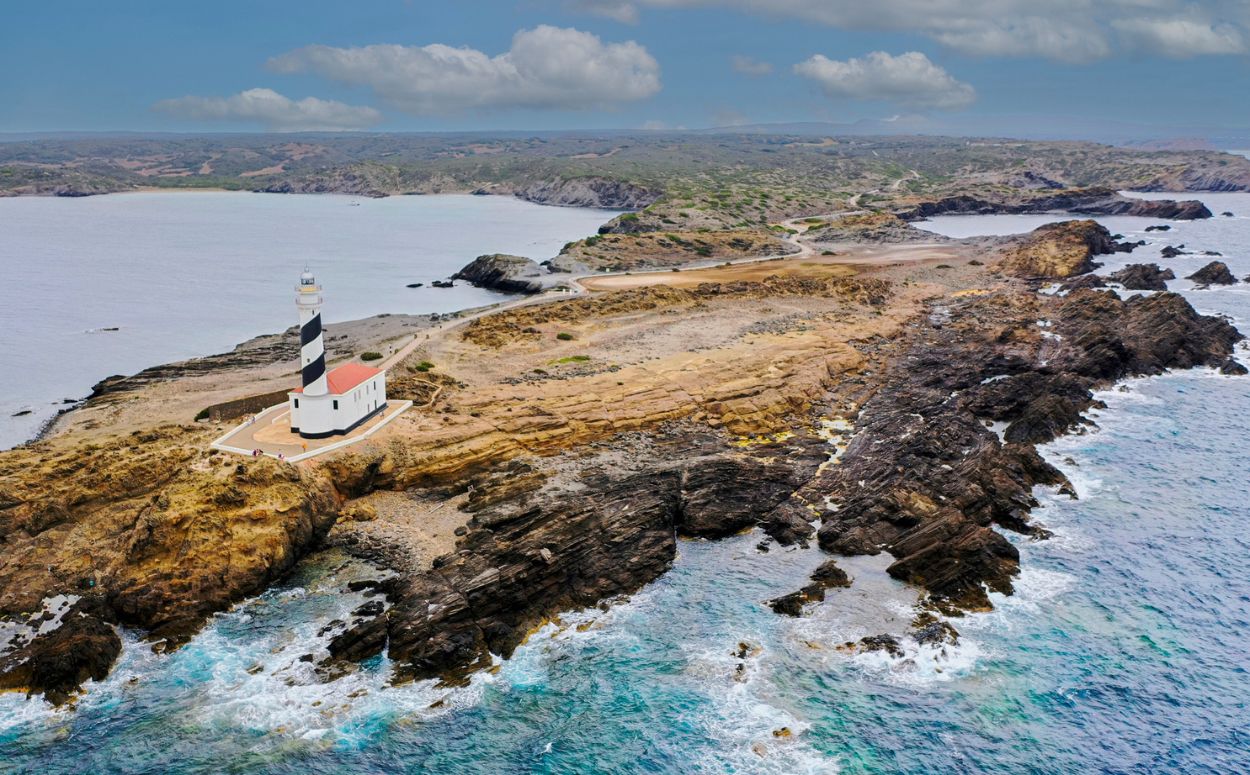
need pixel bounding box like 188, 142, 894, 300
296, 269, 328, 396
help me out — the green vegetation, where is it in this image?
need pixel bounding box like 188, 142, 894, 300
3, 133, 1246, 237
414, 360, 436, 372
556, 332, 575, 341
551, 355, 591, 364
360, 351, 383, 361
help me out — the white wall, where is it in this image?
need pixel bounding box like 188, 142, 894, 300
287, 371, 387, 438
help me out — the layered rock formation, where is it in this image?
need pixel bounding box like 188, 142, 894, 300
772, 288, 1243, 613
0, 428, 340, 700
514, 177, 659, 210
452, 254, 546, 294
1187, 261, 1239, 286
995, 220, 1134, 279
1109, 263, 1175, 291
899, 187, 1212, 221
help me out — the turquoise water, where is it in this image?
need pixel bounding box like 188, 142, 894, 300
3, 195, 1249, 774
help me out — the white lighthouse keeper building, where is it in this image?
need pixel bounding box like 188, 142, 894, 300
287, 270, 388, 439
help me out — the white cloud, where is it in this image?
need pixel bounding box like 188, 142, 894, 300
268, 26, 661, 115
583, 1, 1250, 62
731, 55, 774, 75
794, 51, 976, 110
567, 0, 640, 23
1114, 17, 1246, 57
154, 88, 382, 130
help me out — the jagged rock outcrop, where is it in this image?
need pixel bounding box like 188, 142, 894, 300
452, 254, 546, 294
515, 177, 659, 209
1109, 263, 1175, 291
0, 428, 341, 702
769, 287, 1243, 613
1187, 261, 1239, 286
899, 187, 1212, 221
996, 220, 1132, 279
349, 433, 827, 683
1058, 274, 1109, 292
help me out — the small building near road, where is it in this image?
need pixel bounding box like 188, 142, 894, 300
287, 270, 388, 438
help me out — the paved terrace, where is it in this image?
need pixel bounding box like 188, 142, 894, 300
210, 400, 412, 463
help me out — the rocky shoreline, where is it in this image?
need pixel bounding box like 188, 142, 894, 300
1, 216, 1244, 706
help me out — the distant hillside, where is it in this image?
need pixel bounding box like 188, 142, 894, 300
2, 132, 1248, 220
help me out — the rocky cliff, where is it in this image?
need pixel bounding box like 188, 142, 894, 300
899, 187, 1212, 221
452, 254, 546, 294
514, 177, 659, 210
0, 428, 341, 701
995, 220, 1133, 279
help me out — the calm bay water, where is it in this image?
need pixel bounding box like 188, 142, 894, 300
2, 194, 1249, 773
0, 192, 618, 449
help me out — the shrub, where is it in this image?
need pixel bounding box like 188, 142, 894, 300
414, 360, 436, 372
361, 351, 383, 361
556, 332, 575, 341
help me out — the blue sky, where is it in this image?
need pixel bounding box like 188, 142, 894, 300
2, 0, 1248, 140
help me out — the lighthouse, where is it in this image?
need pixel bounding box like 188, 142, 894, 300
296, 269, 328, 396
287, 270, 388, 439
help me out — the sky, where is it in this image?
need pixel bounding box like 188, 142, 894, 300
2, 0, 1249, 142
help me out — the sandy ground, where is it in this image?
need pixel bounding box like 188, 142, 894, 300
330, 490, 467, 571
36, 230, 993, 572
46, 313, 433, 440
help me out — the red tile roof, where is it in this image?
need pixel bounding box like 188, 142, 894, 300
292, 362, 381, 394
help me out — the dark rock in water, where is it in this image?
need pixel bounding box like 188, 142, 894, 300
1187, 261, 1238, 286
452, 254, 546, 295
810, 559, 852, 588
11, 409, 32, 417
912, 619, 960, 647
677, 439, 827, 542
405, 282, 424, 288
430, 280, 454, 288
1222, 211, 1235, 217
1219, 358, 1249, 376
851, 634, 904, 658
768, 585, 827, 617
0, 597, 121, 706
1160, 245, 1185, 258
1202, 251, 1223, 256
1059, 274, 1109, 292
799, 288, 1243, 612
1145, 224, 1172, 232
1109, 263, 1175, 291
351, 600, 385, 618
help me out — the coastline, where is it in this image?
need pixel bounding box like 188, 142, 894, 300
3, 205, 1245, 709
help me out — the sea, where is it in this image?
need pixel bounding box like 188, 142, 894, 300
1, 193, 1249, 774
0, 192, 619, 449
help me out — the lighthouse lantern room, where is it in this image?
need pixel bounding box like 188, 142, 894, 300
287, 270, 388, 438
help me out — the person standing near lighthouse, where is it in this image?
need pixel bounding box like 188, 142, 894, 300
296, 269, 328, 396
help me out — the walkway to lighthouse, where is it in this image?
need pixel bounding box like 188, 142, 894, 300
210, 399, 412, 463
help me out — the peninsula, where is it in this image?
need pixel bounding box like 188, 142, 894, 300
0, 133, 1246, 704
